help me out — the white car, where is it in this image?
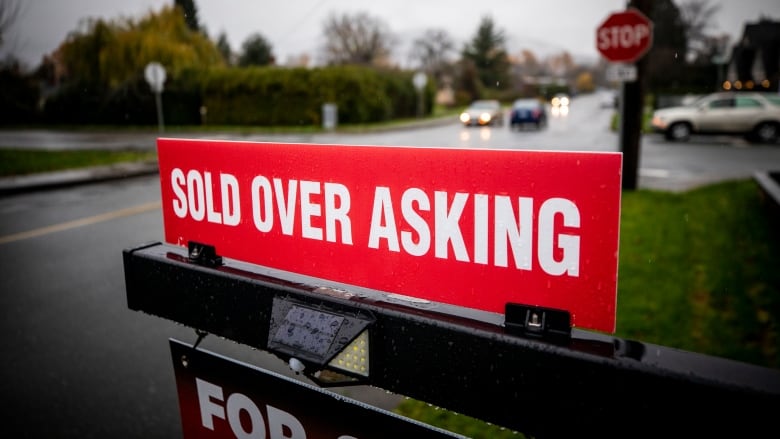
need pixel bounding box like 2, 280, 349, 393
651, 91, 780, 143
551, 93, 570, 108
459, 100, 504, 126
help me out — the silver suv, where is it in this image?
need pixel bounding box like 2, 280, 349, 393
651, 91, 780, 144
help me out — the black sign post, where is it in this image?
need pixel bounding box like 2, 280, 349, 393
596, 2, 654, 190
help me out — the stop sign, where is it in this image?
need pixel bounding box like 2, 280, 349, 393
596, 8, 653, 63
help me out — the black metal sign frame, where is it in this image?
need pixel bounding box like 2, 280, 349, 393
125, 242, 780, 438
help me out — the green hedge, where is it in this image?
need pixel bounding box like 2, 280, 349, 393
200, 66, 432, 126
39, 65, 434, 127
43, 72, 202, 126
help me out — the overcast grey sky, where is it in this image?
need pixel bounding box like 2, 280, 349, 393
2, 0, 779, 69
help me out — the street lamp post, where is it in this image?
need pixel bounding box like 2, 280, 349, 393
413, 71, 428, 118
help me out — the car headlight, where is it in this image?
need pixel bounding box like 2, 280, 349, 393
460, 113, 471, 123
651, 115, 667, 129
479, 112, 492, 124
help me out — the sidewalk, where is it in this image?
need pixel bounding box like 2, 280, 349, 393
0, 160, 159, 196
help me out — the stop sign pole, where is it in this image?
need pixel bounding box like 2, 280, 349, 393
597, 2, 653, 190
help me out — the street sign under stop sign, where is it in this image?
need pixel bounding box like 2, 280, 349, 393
596, 8, 653, 63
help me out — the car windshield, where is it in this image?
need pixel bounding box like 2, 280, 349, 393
513, 100, 539, 108
470, 100, 498, 109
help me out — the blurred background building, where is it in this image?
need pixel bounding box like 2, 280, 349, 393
728, 18, 780, 91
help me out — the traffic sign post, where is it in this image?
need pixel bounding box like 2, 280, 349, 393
413, 71, 427, 118
597, 6, 653, 190
606, 63, 638, 83
144, 61, 166, 133
596, 8, 653, 63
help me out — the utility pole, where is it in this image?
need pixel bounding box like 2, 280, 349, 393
619, 0, 653, 190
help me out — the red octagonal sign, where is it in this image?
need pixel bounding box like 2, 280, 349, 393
596, 8, 653, 63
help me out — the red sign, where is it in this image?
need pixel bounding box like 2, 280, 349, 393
596, 8, 653, 63
170, 339, 461, 438
157, 139, 622, 333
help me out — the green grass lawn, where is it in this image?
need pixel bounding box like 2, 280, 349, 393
0, 148, 157, 176
616, 179, 779, 365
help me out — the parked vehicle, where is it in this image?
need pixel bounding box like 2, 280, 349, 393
509, 98, 547, 130
651, 91, 780, 143
459, 100, 504, 126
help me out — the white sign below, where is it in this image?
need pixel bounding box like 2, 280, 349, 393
607, 63, 638, 82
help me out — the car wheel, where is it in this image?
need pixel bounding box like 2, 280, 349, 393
666, 122, 691, 141
752, 122, 779, 144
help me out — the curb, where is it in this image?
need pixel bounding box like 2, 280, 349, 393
754, 170, 780, 221
0, 161, 159, 196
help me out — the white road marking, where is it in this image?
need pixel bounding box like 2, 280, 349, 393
639, 168, 671, 178
0, 201, 161, 245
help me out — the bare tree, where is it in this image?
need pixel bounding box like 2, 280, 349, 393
0, 0, 22, 49
321, 11, 396, 66
678, 0, 722, 62
515, 49, 542, 76
174, 0, 200, 33
409, 28, 455, 84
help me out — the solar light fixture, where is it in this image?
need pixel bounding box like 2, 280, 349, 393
267, 296, 374, 386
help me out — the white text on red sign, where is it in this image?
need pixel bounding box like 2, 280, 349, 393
171, 169, 581, 276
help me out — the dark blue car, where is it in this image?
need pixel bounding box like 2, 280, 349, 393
509, 98, 547, 130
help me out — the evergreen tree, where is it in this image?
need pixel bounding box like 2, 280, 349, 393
216, 31, 233, 65
174, 0, 200, 32
238, 33, 275, 67
644, 0, 688, 91
461, 16, 511, 91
